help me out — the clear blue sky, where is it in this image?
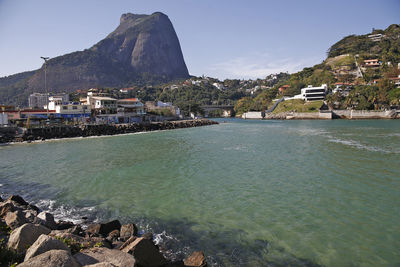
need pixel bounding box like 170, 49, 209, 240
0, 0, 399, 80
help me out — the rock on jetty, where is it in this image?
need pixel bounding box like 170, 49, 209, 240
0, 119, 218, 144
0, 194, 208, 267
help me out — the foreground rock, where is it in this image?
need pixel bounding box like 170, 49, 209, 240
37, 211, 57, 230
74, 247, 135, 266
184, 251, 207, 267
120, 223, 138, 240
5, 210, 28, 229
87, 220, 121, 237
24, 234, 70, 261
17, 249, 80, 267
120, 237, 167, 267
8, 223, 51, 253
1, 194, 208, 267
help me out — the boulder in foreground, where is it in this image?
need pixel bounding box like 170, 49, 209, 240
120, 237, 166, 267
8, 223, 51, 253
184, 251, 207, 267
17, 249, 80, 267
24, 234, 70, 261
73, 247, 135, 267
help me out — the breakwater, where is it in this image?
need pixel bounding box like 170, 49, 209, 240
0, 119, 218, 143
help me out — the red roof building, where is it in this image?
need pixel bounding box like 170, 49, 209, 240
278, 85, 290, 93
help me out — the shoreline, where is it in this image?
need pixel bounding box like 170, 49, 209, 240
0, 119, 218, 144
240, 109, 400, 120
0, 194, 207, 266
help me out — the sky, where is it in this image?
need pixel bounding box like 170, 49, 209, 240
0, 0, 399, 80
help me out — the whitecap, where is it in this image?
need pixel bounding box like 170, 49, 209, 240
34, 199, 97, 224
327, 137, 396, 154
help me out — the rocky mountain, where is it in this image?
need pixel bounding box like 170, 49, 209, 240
0, 12, 189, 105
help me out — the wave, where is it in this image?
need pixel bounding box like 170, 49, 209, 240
34, 199, 98, 225
326, 136, 397, 154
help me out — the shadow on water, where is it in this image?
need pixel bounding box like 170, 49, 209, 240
0, 181, 323, 267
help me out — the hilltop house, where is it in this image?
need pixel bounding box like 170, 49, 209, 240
368, 33, 385, 42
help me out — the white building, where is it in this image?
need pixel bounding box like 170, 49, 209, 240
300, 84, 328, 101
90, 96, 117, 114
368, 33, 385, 42
157, 101, 173, 107
212, 83, 226, 90
117, 98, 146, 116
46, 97, 90, 119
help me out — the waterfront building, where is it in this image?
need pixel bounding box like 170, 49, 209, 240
117, 98, 146, 115
28, 93, 48, 108
114, 98, 146, 123
300, 84, 328, 101
91, 97, 117, 114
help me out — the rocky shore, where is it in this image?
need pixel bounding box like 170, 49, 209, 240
0, 194, 207, 267
0, 119, 218, 144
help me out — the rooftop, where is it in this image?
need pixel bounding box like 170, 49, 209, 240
91, 96, 117, 101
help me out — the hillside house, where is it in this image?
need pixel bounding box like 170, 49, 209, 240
332, 83, 353, 96
389, 75, 400, 88
300, 84, 328, 101
364, 59, 381, 67
279, 85, 290, 94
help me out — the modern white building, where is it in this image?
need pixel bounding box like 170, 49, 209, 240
300, 84, 328, 101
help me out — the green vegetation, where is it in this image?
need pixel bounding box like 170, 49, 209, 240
55, 236, 85, 254
0, 238, 23, 267
273, 100, 323, 113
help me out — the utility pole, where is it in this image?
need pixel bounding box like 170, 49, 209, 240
40, 56, 50, 120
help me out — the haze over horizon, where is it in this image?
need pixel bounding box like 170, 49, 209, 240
0, 0, 399, 80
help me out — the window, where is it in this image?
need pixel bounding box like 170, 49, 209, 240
72, 106, 78, 110
62, 106, 67, 110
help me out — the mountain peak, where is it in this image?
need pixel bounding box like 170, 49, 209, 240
0, 12, 189, 104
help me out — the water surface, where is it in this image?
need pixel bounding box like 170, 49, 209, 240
1, 119, 399, 266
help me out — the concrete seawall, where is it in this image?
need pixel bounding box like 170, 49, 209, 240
332, 110, 397, 119
0, 119, 218, 143
241, 110, 399, 120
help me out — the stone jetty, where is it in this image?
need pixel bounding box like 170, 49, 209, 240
0, 194, 208, 267
0, 119, 218, 144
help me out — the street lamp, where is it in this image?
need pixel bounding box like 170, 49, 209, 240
40, 56, 50, 119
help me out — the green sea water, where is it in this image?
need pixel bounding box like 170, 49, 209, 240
1, 119, 399, 266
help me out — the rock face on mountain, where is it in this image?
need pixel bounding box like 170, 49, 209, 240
0, 12, 189, 105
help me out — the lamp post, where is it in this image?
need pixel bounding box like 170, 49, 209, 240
40, 56, 50, 120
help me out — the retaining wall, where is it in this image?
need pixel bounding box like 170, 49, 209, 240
332, 110, 397, 119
